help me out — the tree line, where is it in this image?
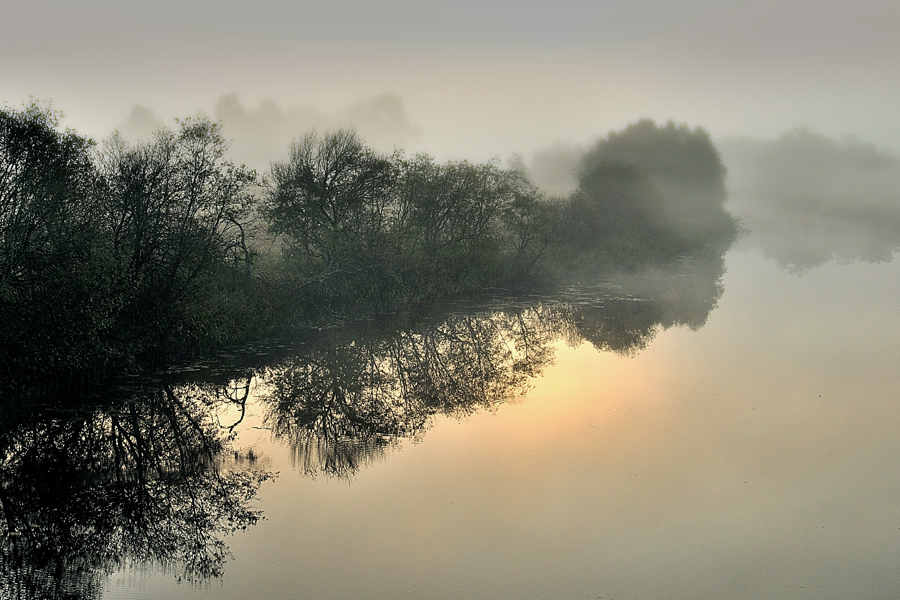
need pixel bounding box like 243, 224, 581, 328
1, 102, 736, 389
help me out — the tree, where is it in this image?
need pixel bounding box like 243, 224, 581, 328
265, 128, 395, 262
263, 128, 403, 309
566, 162, 668, 251
395, 155, 511, 255
0, 102, 119, 378
392, 153, 549, 288
98, 118, 257, 346
578, 119, 734, 238
0, 102, 97, 295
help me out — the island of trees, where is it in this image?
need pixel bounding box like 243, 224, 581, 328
0, 102, 737, 390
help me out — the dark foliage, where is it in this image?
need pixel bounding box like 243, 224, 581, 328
263, 129, 551, 310
1, 103, 263, 387
0, 383, 271, 599
1, 102, 735, 390
573, 119, 737, 253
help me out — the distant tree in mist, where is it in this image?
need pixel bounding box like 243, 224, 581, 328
720, 128, 900, 209
213, 93, 420, 171
718, 129, 900, 273
577, 119, 732, 238
116, 104, 168, 142
558, 119, 735, 263
528, 141, 586, 198
566, 162, 669, 252
339, 93, 422, 149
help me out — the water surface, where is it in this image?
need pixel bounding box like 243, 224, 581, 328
4, 238, 900, 600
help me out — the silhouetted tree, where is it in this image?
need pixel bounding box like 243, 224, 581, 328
0, 102, 96, 294
265, 128, 394, 258
263, 128, 401, 308
0, 102, 120, 378
97, 118, 257, 353
392, 153, 549, 291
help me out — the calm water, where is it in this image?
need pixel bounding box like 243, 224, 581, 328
4, 223, 900, 599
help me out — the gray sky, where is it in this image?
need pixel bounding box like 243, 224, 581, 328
2, 0, 898, 160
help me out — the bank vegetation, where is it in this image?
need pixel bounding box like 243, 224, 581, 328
0, 102, 736, 389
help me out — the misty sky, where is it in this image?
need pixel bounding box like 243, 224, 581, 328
2, 0, 898, 160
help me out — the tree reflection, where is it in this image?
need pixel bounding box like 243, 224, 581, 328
739, 204, 900, 274
720, 131, 900, 273
573, 242, 728, 355
263, 306, 567, 478
262, 240, 730, 478
0, 383, 271, 600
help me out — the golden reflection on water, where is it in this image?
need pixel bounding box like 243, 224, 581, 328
102, 251, 900, 600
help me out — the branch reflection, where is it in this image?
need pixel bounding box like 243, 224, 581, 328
0, 383, 271, 600
263, 306, 567, 478
262, 241, 730, 478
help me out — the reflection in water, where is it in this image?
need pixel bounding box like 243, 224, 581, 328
572, 249, 726, 354
263, 306, 569, 478
735, 202, 900, 274
0, 384, 271, 600
720, 132, 900, 273
0, 241, 730, 596
261, 240, 730, 478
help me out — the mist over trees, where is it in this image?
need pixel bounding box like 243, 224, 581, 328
523, 120, 736, 252
527, 141, 586, 198
553, 119, 736, 267
721, 128, 900, 209
2, 100, 738, 391
117, 94, 422, 172
577, 119, 733, 237
719, 129, 900, 273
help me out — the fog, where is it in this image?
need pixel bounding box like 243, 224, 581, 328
3, 0, 898, 163
719, 131, 900, 273
70, 90, 900, 278
518, 127, 900, 275
4, 0, 899, 437
4, 2, 900, 596
117, 94, 422, 171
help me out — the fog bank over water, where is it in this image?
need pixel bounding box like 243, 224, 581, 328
515, 127, 900, 275
719, 131, 900, 273
64, 85, 900, 277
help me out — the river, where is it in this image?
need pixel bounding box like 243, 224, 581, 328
3, 212, 900, 599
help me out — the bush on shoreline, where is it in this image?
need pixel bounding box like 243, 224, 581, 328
0, 102, 736, 391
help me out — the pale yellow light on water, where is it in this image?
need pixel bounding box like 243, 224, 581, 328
105, 252, 900, 599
